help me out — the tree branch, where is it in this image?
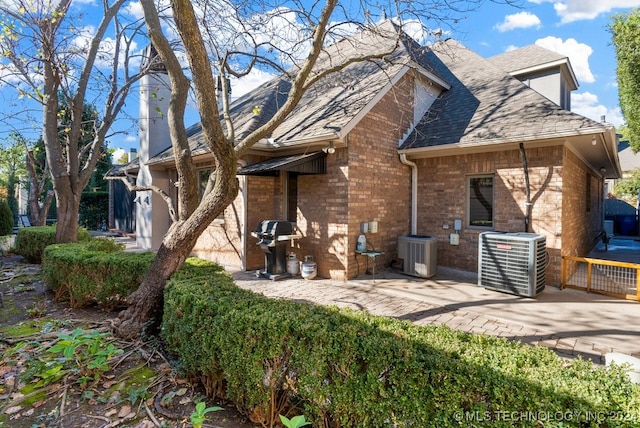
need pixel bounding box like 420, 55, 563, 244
106, 174, 178, 223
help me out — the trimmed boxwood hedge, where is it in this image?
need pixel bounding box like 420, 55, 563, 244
15, 226, 91, 263
162, 260, 640, 427
41, 240, 155, 309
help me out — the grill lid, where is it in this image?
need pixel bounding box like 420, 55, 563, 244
255, 220, 293, 238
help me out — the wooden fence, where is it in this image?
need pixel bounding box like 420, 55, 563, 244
562, 256, 640, 301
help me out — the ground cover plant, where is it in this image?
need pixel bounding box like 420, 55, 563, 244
0, 251, 256, 427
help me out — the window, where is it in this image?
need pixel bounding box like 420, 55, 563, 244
282, 172, 298, 223
467, 175, 494, 228
287, 173, 298, 223
585, 172, 591, 213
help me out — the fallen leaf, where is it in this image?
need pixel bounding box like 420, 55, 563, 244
118, 405, 131, 418
179, 397, 191, 405
175, 387, 188, 396
4, 376, 14, 388
105, 409, 117, 417
102, 380, 117, 389
133, 419, 155, 428
32, 399, 47, 408
5, 405, 21, 415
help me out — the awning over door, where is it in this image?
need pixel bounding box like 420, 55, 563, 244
237, 152, 326, 176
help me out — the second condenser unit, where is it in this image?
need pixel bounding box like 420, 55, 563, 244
397, 235, 437, 278
478, 231, 547, 297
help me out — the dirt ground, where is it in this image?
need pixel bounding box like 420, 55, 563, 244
0, 253, 259, 428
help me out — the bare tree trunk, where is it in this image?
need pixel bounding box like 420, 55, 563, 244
26, 150, 54, 226
54, 184, 81, 243
115, 238, 190, 338
28, 191, 54, 226
115, 149, 240, 338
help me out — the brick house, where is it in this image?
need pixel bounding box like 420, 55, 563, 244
116, 21, 620, 286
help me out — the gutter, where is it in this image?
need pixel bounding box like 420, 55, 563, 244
399, 153, 418, 235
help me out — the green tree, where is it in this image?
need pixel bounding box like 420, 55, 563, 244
611, 9, 640, 151
0, 0, 146, 243
0, 133, 27, 225
614, 169, 640, 200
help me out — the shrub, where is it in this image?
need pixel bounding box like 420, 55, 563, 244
162, 264, 640, 427
79, 191, 109, 230
42, 241, 154, 309
15, 226, 91, 263
0, 200, 14, 236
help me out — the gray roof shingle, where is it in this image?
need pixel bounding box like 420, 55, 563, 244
148, 21, 437, 163
487, 44, 567, 74
400, 39, 606, 150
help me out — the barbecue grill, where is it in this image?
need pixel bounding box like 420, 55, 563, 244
251, 220, 301, 280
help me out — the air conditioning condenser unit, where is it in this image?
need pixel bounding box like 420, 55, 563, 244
397, 235, 437, 278
478, 231, 546, 297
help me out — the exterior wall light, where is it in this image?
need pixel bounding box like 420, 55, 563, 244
323, 142, 336, 154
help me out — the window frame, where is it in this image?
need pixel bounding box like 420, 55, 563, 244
466, 174, 495, 229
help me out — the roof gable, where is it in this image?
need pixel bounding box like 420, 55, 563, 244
400, 39, 607, 151
488, 45, 578, 91
180, 21, 449, 155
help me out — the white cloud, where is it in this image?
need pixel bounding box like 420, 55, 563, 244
123, 1, 144, 20
572, 91, 624, 126
231, 68, 276, 100
535, 36, 594, 83
494, 12, 541, 32
528, 0, 640, 23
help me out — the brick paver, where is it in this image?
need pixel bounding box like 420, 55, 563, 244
231, 270, 637, 365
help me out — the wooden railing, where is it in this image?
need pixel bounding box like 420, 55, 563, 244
562, 256, 640, 301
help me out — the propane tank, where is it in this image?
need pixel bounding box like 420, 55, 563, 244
301, 255, 317, 280
287, 253, 299, 275
356, 234, 367, 252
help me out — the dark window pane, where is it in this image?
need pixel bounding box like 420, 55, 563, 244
469, 176, 493, 227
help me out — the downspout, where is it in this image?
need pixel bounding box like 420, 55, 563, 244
399, 153, 418, 235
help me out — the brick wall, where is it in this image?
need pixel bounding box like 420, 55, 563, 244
191, 175, 278, 271
561, 147, 604, 259
344, 76, 414, 278
294, 161, 350, 279
188, 67, 605, 289
415, 145, 574, 285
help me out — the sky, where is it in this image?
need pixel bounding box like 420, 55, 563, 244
449, 0, 639, 130
1, 0, 640, 156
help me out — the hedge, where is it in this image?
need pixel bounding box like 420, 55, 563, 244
162, 261, 640, 427
15, 226, 91, 263
0, 200, 13, 236
41, 240, 155, 309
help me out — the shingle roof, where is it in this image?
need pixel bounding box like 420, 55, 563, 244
399, 39, 607, 150
148, 21, 439, 163
617, 141, 640, 172
487, 44, 567, 74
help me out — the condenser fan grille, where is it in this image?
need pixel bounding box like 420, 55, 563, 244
478, 232, 546, 297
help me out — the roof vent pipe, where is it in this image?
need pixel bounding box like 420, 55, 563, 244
399, 153, 418, 235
